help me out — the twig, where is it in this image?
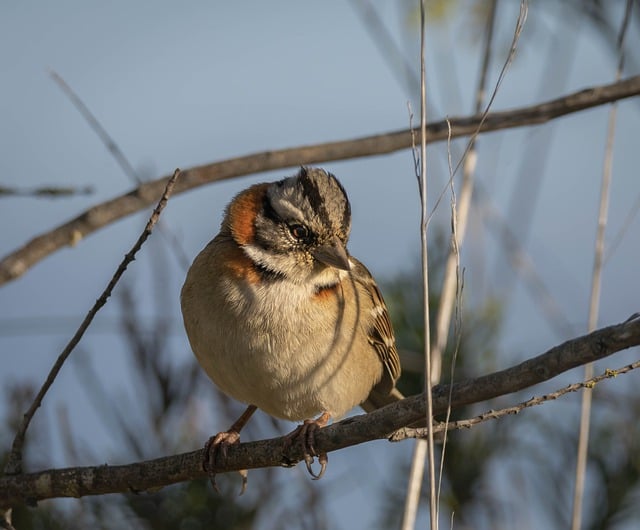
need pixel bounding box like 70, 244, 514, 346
434, 2, 499, 508
390, 360, 640, 442
571, 2, 633, 529
0, 185, 94, 198
418, 0, 438, 527
428, 0, 528, 225
50, 70, 191, 271
477, 184, 574, 338
431, 0, 498, 385
2, 74, 640, 285
348, 0, 420, 94
605, 188, 640, 263
499, 1, 579, 303
3, 169, 180, 477
1, 313, 639, 507
402, 0, 437, 528
49, 70, 139, 182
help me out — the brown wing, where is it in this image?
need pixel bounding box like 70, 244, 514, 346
350, 259, 402, 411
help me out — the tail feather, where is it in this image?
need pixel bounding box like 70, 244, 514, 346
361, 387, 434, 434
361, 386, 404, 412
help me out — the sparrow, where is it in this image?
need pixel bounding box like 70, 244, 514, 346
181, 166, 402, 489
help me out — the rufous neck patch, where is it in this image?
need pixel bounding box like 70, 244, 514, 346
228, 183, 270, 246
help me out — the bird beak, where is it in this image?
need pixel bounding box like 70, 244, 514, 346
313, 236, 351, 271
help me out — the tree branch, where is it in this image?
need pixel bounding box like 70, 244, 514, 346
2, 313, 638, 507
390, 359, 640, 442
1, 75, 639, 286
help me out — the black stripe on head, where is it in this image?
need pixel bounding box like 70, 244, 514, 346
298, 167, 331, 227
330, 171, 351, 236
262, 192, 282, 223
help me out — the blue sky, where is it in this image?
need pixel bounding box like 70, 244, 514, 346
1, 2, 639, 528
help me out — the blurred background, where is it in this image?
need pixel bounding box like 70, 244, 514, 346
1, 1, 640, 528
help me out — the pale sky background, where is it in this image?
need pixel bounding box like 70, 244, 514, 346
1, 2, 639, 528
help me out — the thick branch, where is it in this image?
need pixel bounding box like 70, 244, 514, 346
2, 314, 638, 507
1, 75, 639, 286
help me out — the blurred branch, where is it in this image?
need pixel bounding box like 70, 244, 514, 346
431, 0, 500, 382
2, 74, 640, 286
3, 170, 180, 477
50, 70, 140, 183
2, 313, 639, 507
0, 185, 94, 198
348, 0, 420, 94
51, 69, 192, 271
477, 184, 575, 337
571, 2, 633, 528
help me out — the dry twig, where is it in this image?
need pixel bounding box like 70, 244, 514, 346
3, 169, 180, 477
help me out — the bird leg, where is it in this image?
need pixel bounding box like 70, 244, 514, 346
283, 411, 331, 480
203, 404, 257, 494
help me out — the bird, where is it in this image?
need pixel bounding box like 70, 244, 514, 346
180, 166, 402, 489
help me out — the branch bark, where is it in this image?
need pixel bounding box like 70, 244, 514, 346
1, 75, 639, 286
2, 313, 638, 507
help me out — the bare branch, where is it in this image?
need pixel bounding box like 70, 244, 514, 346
1, 75, 640, 286
3, 170, 181, 477
0, 185, 94, 198
1, 313, 638, 507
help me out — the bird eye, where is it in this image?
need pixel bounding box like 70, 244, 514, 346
289, 223, 310, 241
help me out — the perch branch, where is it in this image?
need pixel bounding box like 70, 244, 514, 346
1, 313, 638, 507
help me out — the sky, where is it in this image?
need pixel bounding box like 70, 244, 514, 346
1, 2, 639, 528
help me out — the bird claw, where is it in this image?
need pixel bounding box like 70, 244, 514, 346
304, 451, 327, 480
203, 430, 248, 495
283, 413, 330, 480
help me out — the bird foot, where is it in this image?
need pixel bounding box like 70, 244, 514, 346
203, 430, 248, 495
283, 412, 330, 480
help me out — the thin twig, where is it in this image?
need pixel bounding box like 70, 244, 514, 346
477, 184, 574, 338
391, 360, 640, 442
605, 189, 640, 263
50, 70, 191, 271
436, 118, 463, 511
402, 1, 435, 526
430, 0, 497, 387
50, 70, 139, 182
348, 0, 420, 94
0, 185, 94, 198
428, 0, 528, 225
571, 2, 633, 529
2, 74, 640, 286
500, 1, 579, 303
3, 169, 180, 477
434, 3, 498, 508
421, 0, 437, 527
402, 104, 427, 530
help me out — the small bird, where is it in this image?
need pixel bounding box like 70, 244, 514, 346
181, 167, 402, 488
